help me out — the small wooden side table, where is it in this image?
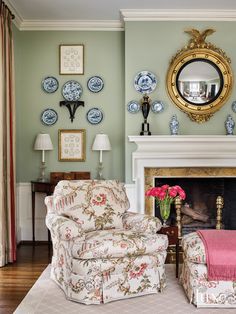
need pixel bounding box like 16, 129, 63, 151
158, 225, 179, 278
31, 181, 55, 244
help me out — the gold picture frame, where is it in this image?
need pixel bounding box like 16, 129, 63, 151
58, 129, 86, 161
59, 44, 84, 75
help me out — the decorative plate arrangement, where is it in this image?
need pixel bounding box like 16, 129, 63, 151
232, 101, 236, 113
134, 71, 157, 94
87, 76, 104, 93
42, 76, 59, 93
41, 108, 58, 126
151, 101, 164, 113
62, 80, 83, 101
86, 108, 103, 125
127, 100, 140, 113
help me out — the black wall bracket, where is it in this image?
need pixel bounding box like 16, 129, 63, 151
60, 100, 84, 122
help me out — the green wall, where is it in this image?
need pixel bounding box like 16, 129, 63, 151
14, 21, 236, 184
14, 28, 125, 182
125, 21, 236, 183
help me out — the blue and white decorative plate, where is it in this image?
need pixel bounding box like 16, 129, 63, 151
41, 108, 58, 126
87, 76, 104, 93
134, 71, 157, 94
127, 100, 140, 113
42, 76, 59, 93
232, 101, 236, 113
87, 108, 103, 125
62, 80, 83, 101
151, 101, 164, 113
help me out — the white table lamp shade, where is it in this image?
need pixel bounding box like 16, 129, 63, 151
34, 133, 53, 181
34, 133, 53, 151
92, 134, 111, 151
92, 134, 111, 178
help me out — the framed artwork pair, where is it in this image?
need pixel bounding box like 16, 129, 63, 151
59, 44, 84, 75
58, 129, 85, 161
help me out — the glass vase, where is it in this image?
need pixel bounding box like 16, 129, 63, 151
160, 202, 171, 227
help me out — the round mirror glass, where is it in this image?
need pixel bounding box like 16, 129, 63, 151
176, 59, 223, 106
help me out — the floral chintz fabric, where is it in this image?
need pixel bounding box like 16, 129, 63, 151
52, 180, 130, 232
45, 180, 168, 304
122, 211, 162, 233
181, 232, 236, 308
181, 231, 206, 264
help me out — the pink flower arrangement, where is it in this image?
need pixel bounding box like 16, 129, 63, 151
145, 184, 186, 206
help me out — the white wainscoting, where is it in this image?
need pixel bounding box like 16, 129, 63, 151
16, 182, 136, 242
16, 183, 49, 242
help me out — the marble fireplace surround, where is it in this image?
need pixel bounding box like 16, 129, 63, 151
128, 135, 236, 215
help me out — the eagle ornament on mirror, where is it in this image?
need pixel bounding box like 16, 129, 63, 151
166, 28, 233, 123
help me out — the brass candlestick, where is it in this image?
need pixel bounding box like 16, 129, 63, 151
216, 196, 223, 230
175, 196, 182, 239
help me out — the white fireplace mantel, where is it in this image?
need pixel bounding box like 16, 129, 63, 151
128, 135, 236, 213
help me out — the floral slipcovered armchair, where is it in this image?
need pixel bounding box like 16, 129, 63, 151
45, 180, 168, 304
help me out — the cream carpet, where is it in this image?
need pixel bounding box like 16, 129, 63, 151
14, 265, 235, 314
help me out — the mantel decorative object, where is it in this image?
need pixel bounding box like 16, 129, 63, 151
225, 114, 235, 135
166, 28, 233, 123
60, 100, 84, 122
140, 94, 151, 135
169, 114, 179, 135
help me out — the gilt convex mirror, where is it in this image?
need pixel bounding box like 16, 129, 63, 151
166, 29, 233, 123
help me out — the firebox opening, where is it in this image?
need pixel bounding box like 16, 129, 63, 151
154, 177, 236, 234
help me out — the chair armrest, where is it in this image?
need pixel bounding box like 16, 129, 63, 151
45, 195, 55, 213
122, 211, 162, 233
46, 212, 85, 241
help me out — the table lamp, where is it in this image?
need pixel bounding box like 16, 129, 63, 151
92, 133, 111, 180
34, 133, 53, 182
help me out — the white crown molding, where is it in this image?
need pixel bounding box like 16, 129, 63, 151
121, 9, 236, 21
4, 0, 23, 29
5, 3, 236, 31
18, 19, 123, 31
17, 19, 124, 31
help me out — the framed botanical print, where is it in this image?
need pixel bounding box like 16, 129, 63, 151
58, 129, 86, 161
59, 44, 84, 75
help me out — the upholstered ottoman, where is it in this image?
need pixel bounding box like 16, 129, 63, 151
180, 232, 236, 308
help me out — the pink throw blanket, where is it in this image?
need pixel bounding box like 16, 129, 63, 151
197, 230, 236, 281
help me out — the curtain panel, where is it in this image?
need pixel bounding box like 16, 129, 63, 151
0, 0, 16, 267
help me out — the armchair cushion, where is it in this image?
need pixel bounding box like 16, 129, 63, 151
52, 180, 130, 232
46, 212, 85, 241
181, 232, 206, 264
72, 229, 168, 259
122, 211, 162, 233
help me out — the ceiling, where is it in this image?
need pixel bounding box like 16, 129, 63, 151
5, 0, 236, 30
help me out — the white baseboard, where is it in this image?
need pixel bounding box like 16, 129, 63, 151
16, 182, 136, 242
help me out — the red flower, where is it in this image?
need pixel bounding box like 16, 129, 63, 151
178, 189, 186, 200
158, 190, 166, 200
162, 184, 169, 191
169, 186, 178, 197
